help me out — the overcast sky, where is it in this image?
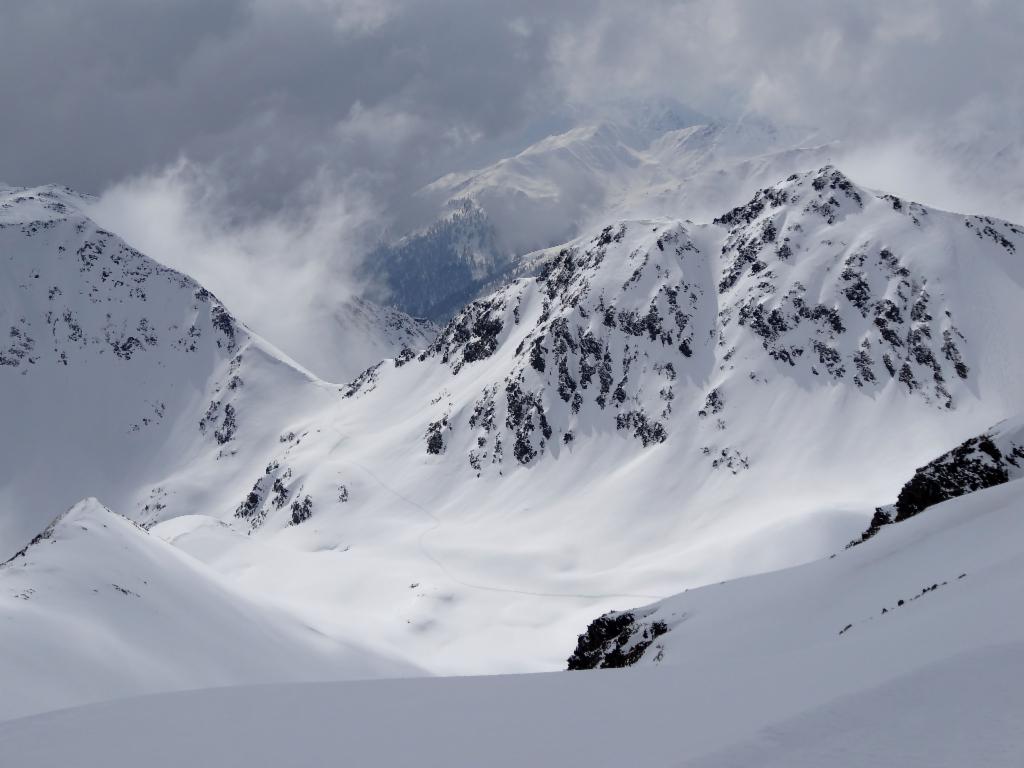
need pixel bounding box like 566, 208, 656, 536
5, 1, 1022, 363
5, 1, 1021, 205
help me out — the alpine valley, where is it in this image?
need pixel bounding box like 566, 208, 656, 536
2, 118, 1024, 765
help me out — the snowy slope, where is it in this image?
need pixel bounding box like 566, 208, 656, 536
0, 498, 416, 721
0, 184, 348, 556
3, 479, 1022, 765
328, 296, 437, 375
570, 418, 1024, 668
557, 475, 1024, 717
155, 166, 1024, 676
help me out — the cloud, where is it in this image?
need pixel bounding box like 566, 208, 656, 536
5, 1, 1021, 216
87, 159, 377, 374
836, 135, 1024, 224
550, 1, 1024, 139
547, 0, 1024, 220
0, 1, 568, 210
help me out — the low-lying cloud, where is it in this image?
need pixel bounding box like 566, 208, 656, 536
88, 160, 374, 373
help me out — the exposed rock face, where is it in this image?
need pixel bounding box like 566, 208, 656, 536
567, 609, 669, 670
894, 435, 1019, 520
850, 417, 1024, 546
235, 461, 295, 530
426, 220, 712, 468
714, 166, 981, 409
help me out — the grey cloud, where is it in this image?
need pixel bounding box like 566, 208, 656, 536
8, 1, 1022, 217
1, 0, 574, 213
551, 1, 1024, 138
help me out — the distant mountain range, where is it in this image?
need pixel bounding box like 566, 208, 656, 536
362, 112, 832, 324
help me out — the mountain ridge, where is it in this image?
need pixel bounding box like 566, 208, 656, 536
3, 166, 1023, 680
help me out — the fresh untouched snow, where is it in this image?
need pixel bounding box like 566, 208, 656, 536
0, 499, 416, 720
2, 479, 1022, 766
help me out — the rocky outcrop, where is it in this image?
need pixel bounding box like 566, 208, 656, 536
715, 166, 977, 408
567, 609, 669, 670
849, 417, 1024, 547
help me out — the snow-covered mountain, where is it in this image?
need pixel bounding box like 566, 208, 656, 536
4, 477, 1023, 765
129, 167, 1024, 674
3, 165, 1023, 707
402, 165, 1012, 467
0, 185, 347, 556
0, 499, 414, 720
423, 114, 831, 255
569, 418, 1024, 669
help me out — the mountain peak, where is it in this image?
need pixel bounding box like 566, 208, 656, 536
0, 495, 413, 720
3, 498, 123, 565
714, 165, 865, 230
0, 185, 94, 226
348, 166, 1024, 481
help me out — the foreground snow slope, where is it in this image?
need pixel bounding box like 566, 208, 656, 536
0, 499, 415, 720
569, 415, 1024, 669
3, 479, 1022, 766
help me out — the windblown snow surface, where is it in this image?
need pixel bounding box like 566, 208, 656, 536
0, 499, 415, 720
2, 480, 1022, 766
